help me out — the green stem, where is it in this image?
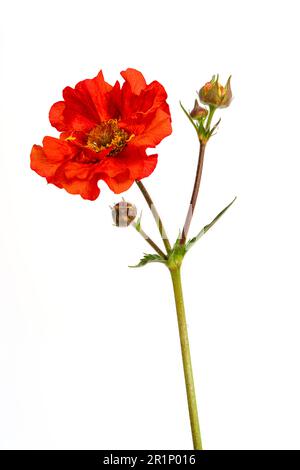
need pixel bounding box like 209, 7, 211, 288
206, 105, 216, 131
169, 266, 203, 450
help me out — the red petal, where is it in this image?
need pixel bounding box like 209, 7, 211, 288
135, 81, 168, 114
140, 154, 158, 178
119, 79, 168, 121
49, 101, 66, 132
133, 108, 172, 147
51, 172, 100, 201
120, 68, 147, 95
30, 145, 62, 179
102, 170, 133, 194
62, 70, 114, 129
47, 157, 102, 200
58, 177, 100, 200
61, 86, 98, 132
60, 160, 94, 180
49, 70, 114, 132
77, 70, 113, 121
118, 145, 158, 179
42, 136, 77, 161
31, 137, 78, 178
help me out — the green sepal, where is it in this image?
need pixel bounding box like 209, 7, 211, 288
129, 253, 167, 268
186, 197, 237, 252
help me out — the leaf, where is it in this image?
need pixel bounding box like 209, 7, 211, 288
129, 253, 167, 268
186, 197, 237, 251
209, 117, 221, 138
179, 101, 199, 134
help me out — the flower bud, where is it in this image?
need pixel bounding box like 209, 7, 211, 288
111, 201, 137, 227
190, 100, 208, 120
199, 75, 232, 108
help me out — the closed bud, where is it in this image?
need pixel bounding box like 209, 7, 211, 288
190, 100, 208, 120
111, 201, 137, 227
199, 75, 232, 108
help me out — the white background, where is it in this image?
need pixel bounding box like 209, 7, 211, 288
0, 0, 299, 450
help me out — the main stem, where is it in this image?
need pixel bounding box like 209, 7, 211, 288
170, 266, 202, 450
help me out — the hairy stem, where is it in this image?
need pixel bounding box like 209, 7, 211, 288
170, 267, 202, 450
136, 180, 172, 253
180, 142, 206, 244
206, 105, 216, 131
132, 223, 167, 259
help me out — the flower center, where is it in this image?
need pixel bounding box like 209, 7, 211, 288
86, 119, 132, 155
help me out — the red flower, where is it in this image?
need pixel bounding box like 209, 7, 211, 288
31, 69, 172, 200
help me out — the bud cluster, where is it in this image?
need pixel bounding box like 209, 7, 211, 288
186, 74, 232, 144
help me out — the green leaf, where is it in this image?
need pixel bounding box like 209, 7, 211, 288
179, 101, 199, 134
209, 117, 221, 138
129, 253, 167, 268
186, 197, 237, 251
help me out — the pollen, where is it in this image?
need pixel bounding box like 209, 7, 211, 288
86, 119, 133, 155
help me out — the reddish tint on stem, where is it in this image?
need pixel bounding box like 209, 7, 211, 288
31, 69, 172, 200
181, 143, 206, 244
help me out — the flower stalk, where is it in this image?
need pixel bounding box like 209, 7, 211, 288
133, 222, 167, 259
206, 105, 216, 132
180, 142, 206, 244
136, 179, 172, 253
170, 266, 202, 450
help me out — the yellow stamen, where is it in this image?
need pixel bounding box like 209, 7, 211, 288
86, 119, 133, 155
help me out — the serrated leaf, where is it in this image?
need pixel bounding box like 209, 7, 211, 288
129, 253, 167, 268
186, 197, 237, 251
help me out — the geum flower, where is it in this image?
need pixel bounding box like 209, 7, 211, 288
30, 69, 172, 200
